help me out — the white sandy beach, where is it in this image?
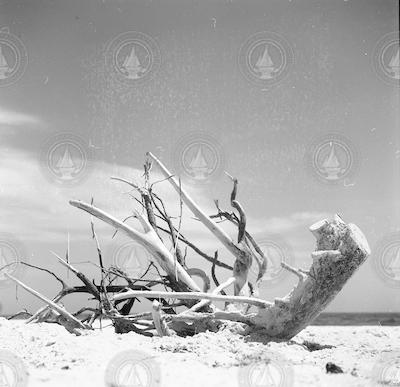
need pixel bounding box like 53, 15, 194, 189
0, 317, 399, 387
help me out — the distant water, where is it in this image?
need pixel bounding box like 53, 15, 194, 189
312, 313, 400, 326
2, 312, 400, 325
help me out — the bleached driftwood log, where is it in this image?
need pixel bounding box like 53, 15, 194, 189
64, 154, 369, 340
111, 215, 370, 340
243, 215, 370, 339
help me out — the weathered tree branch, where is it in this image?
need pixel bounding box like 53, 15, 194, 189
112, 289, 271, 308
12, 152, 371, 342
69, 199, 201, 292
51, 251, 100, 301
188, 276, 236, 312
5, 273, 88, 331
147, 152, 253, 297
147, 152, 242, 258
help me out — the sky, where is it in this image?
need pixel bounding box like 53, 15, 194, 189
0, 0, 399, 315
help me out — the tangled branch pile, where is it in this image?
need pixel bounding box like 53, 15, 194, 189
6, 152, 371, 340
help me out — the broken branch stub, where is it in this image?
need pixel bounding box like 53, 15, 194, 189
248, 215, 370, 340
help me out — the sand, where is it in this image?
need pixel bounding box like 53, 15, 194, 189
0, 317, 399, 387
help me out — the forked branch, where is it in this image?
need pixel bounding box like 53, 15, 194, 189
69, 199, 200, 292
146, 152, 241, 257
147, 152, 253, 297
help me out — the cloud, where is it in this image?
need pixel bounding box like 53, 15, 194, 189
0, 144, 329, 264
246, 211, 331, 236
0, 147, 142, 241
0, 108, 42, 126
0, 146, 215, 243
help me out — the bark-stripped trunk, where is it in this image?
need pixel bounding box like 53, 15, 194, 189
247, 215, 370, 340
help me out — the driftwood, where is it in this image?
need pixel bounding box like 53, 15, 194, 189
245, 215, 370, 339
5, 273, 88, 335
68, 202, 200, 293
146, 152, 256, 299
112, 290, 271, 308
3, 153, 370, 341
108, 215, 370, 340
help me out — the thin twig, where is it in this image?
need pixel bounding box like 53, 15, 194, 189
281, 262, 307, 282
